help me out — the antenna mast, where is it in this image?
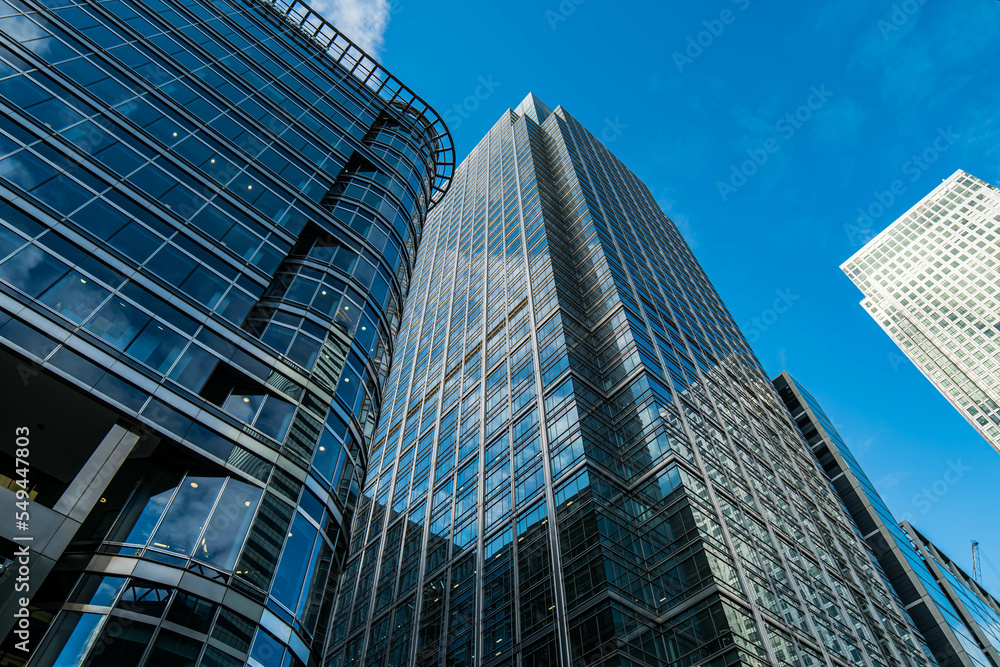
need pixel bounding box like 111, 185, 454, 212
972, 540, 982, 586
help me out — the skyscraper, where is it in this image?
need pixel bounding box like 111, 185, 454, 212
329, 94, 934, 667
842, 169, 1000, 455
775, 371, 1000, 667
0, 0, 452, 663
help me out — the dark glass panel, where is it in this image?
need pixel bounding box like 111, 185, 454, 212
69, 576, 127, 608
38, 269, 110, 323
149, 475, 224, 556
28, 611, 102, 667
145, 629, 201, 667
83, 297, 150, 349
0, 244, 69, 296
125, 319, 187, 373
196, 479, 262, 571
82, 619, 154, 666
269, 512, 318, 611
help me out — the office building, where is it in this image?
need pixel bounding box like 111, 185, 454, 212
0, 0, 452, 664
776, 371, 1000, 667
328, 94, 934, 667
842, 170, 1000, 455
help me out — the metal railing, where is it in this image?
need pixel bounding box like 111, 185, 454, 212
253, 0, 455, 208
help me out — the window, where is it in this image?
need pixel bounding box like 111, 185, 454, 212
0, 244, 69, 296
110, 470, 262, 571
269, 512, 319, 611
84, 298, 150, 350
28, 611, 104, 667
39, 270, 110, 323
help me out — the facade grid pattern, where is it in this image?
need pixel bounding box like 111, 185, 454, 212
842, 170, 1000, 454
776, 371, 1000, 667
0, 0, 451, 663
329, 95, 935, 667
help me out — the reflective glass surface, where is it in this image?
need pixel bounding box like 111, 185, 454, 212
777, 372, 1000, 667
329, 95, 938, 667
0, 0, 451, 662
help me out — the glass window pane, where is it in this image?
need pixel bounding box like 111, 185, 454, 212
146, 243, 196, 285
216, 287, 254, 323
307, 237, 335, 262
196, 479, 262, 571
332, 247, 357, 273
84, 298, 150, 349
125, 320, 187, 373
286, 333, 319, 368
0, 224, 26, 261
0, 244, 69, 296
38, 270, 111, 323
32, 174, 92, 215
180, 265, 228, 308
311, 429, 343, 482
70, 575, 127, 607
70, 198, 130, 240
108, 222, 161, 263
145, 629, 200, 667
116, 580, 173, 617
201, 646, 242, 667
249, 628, 286, 667
221, 223, 259, 259
269, 512, 318, 610
191, 203, 233, 237
150, 476, 224, 556
31, 611, 103, 667
262, 322, 294, 353
296, 539, 330, 619
94, 142, 145, 177
82, 619, 154, 666
113, 471, 180, 546
0, 149, 57, 190
223, 392, 264, 423
166, 592, 217, 634
167, 344, 218, 392
211, 609, 254, 654
311, 284, 337, 314
254, 395, 295, 441
285, 275, 318, 304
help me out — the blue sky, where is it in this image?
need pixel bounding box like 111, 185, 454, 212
341, 0, 1000, 592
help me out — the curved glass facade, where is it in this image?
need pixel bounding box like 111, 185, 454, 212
0, 0, 451, 663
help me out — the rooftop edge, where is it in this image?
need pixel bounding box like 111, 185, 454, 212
251, 0, 455, 208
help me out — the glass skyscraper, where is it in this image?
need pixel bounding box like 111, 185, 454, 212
0, 0, 452, 664
329, 94, 934, 667
775, 371, 1000, 667
842, 170, 1000, 455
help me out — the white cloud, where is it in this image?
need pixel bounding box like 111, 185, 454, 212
311, 0, 391, 57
